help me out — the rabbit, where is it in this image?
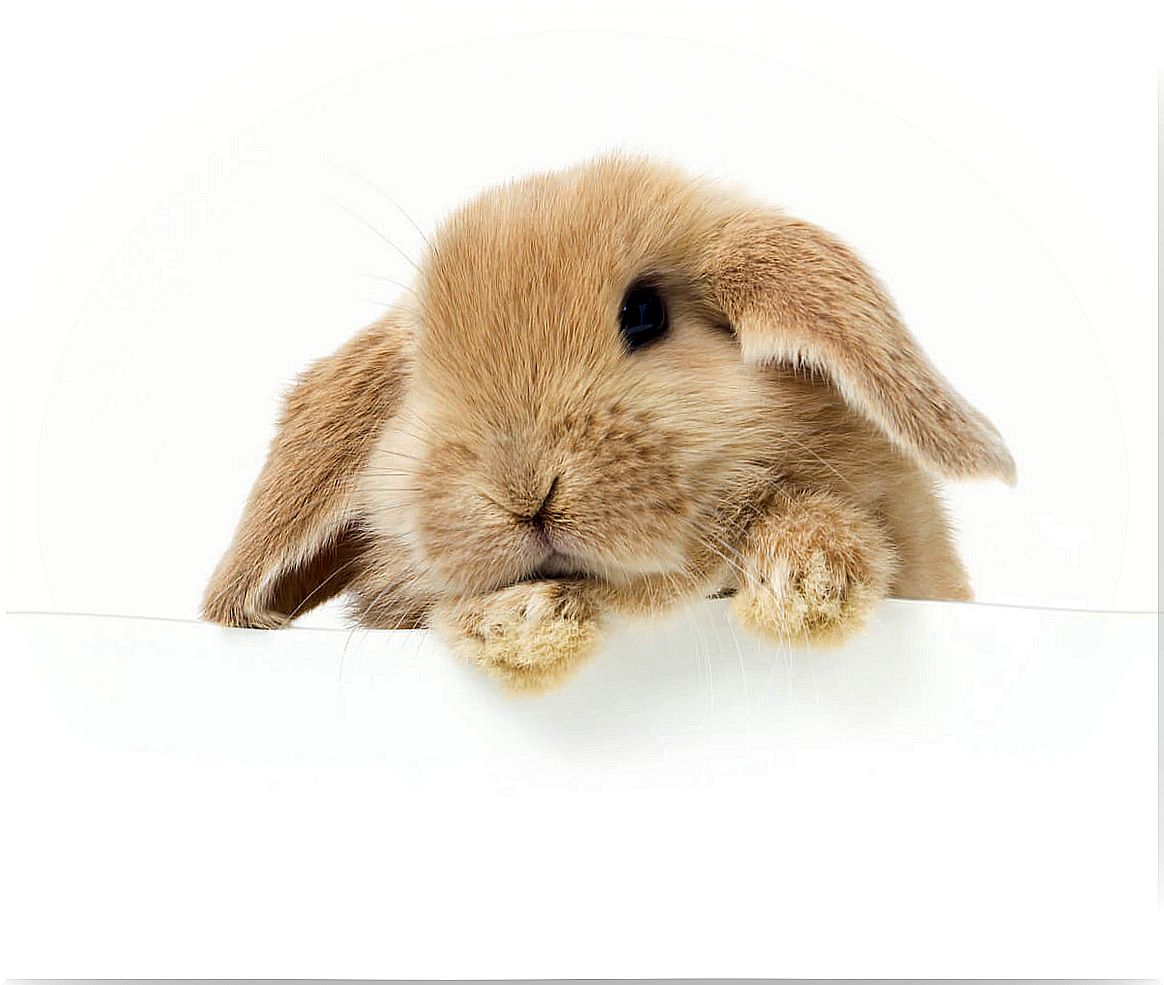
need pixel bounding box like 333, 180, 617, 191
202, 154, 1015, 692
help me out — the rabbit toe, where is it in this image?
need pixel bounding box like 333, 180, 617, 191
731, 547, 881, 646
435, 580, 601, 692
730, 494, 894, 646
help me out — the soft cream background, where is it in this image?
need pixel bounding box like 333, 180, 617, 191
3, 4, 1157, 623
0, 2, 1159, 979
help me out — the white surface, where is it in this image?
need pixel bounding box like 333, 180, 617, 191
1, 600, 1157, 977
2, 2, 1158, 622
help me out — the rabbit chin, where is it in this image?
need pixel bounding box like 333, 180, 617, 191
420, 524, 689, 595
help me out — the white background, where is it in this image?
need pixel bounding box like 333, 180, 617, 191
1, 0, 1160, 978
1, 0, 1158, 622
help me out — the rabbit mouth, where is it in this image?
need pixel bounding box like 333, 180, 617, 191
532, 549, 586, 579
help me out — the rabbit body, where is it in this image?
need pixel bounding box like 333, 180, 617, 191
203, 157, 1013, 691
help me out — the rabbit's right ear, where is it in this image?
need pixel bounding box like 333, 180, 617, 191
201, 312, 413, 628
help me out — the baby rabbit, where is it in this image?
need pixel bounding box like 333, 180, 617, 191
203, 155, 1014, 691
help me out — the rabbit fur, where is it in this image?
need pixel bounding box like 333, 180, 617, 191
203, 155, 1014, 692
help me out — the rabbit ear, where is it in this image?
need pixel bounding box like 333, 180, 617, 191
202, 313, 413, 628
704, 210, 1015, 483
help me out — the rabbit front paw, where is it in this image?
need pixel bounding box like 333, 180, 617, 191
730, 494, 895, 646
434, 580, 601, 692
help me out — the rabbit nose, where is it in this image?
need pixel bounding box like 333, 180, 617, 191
514, 474, 560, 524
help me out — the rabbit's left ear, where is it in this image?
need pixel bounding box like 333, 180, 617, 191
703, 210, 1016, 483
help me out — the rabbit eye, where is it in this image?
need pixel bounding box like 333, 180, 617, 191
619, 283, 669, 351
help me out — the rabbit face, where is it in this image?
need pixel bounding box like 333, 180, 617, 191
364, 160, 779, 594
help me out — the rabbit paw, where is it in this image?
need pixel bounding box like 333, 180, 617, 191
730, 494, 894, 646
434, 580, 601, 692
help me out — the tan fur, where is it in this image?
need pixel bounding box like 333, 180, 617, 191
202, 155, 1014, 691
729, 488, 897, 646
201, 311, 414, 628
